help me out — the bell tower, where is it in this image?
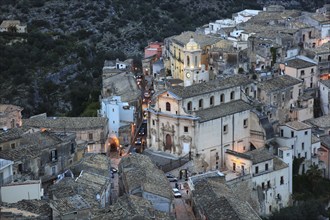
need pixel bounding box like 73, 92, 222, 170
183, 37, 202, 87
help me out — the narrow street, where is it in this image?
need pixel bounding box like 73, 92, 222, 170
170, 181, 196, 220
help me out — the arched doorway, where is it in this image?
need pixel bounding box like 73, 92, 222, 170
165, 134, 172, 151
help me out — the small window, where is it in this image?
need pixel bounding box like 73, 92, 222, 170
291, 131, 294, 138
71, 143, 75, 154
298, 153, 301, 158
166, 102, 171, 111
243, 119, 248, 128
187, 101, 192, 111
220, 94, 225, 103
290, 91, 293, 99
269, 205, 272, 213
267, 180, 271, 188
11, 143, 15, 149
89, 133, 93, 140
255, 166, 259, 174
280, 176, 284, 185
300, 70, 305, 76
262, 182, 265, 189
265, 163, 269, 171
305, 131, 308, 135
302, 142, 304, 150
199, 99, 203, 108
223, 125, 228, 134
230, 91, 235, 100
152, 120, 155, 126
210, 96, 214, 106
184, 126, 188, 133
280, 129, 283, 137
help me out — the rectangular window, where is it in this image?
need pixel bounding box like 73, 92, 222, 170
199, 99, 203, 108
89, 133, 93, 140
298, 153, 301, 158
291, 131, 294, 138
11, 143, 15, 149
51, 150, 57, 162
280, 176, 284, 185
305, 152, 307, 158
267, 180, 271, 188
302, 142, 304, 150
301, 70, 305, 76
305, 131, 308, 135
223, 125, 228, 134
265, 163, 269, 171
255, 166, 259, 174
243, 119, 248, 128
184, 126, 188, 133
262, 182, 265, 189
152, 120, 155, 126
52, 166, 56, 176
280, 129, 283, 137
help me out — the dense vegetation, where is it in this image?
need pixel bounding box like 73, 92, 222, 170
266, 160, 330, 219
0, 0, 327, 116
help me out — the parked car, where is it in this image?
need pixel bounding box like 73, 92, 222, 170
166, 173, 178, 182
135, 138, 142, 145
172, 188, 182, 198
138, 128, 145, 136
111, 167, 118, 173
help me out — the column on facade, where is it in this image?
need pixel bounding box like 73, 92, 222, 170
175, 118, 181, 155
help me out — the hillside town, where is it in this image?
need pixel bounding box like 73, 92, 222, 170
0, 3, 330, 220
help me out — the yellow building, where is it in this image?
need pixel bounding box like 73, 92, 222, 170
163, 31, 223, 86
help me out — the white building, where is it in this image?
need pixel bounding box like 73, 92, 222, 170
205, 19, 236, 35
225, 147, 292, 215
276, 121, 320, 174
147, 75, 260, 171
100, 96, 135, 136
0, 158, 13, 186
232, 9, 261, 24
319, 79, 330, 115
1, 180, 43, 203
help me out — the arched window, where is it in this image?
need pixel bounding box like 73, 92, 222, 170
199, 99, 203, 108
166, 102, 171, 111
187, 56, 190, 66
210, 96, 214, 106
220, 94, 225, 103
230, 91, 235, 100
187, 101, 192, 111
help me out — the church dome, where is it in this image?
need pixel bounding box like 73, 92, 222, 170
186, 37, 199, 50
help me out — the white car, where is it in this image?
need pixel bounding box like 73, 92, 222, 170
172, 188, 182, 198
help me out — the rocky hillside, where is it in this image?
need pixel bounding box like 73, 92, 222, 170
0, 0, 326, 117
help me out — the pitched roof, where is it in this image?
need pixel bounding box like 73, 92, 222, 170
120, 154, 172, 199
305, 114, 330, 128
50, 194, 91, 214
169, 31, 221, 47
0, 128, 23, 143
226, 148, 274, 164
285, 58, 316, 69
285, 121, 311, 131
320, 80, 330, 88
168, 75, 253, 99
196, 100, 252, 122
23, 117, 108, 130
258, 75, 302, 93
97, 194, 171, 220
192, 179, 261, 220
